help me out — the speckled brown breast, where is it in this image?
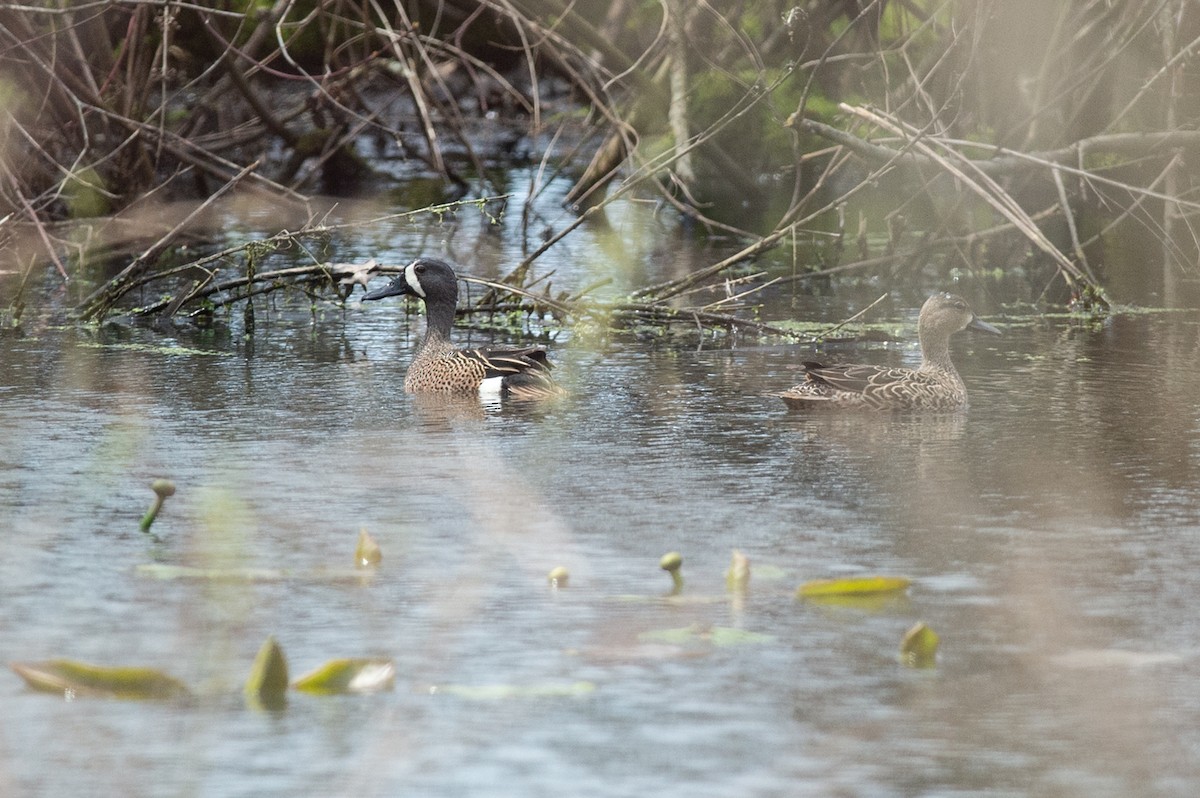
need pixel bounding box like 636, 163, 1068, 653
403, 338, 556, 396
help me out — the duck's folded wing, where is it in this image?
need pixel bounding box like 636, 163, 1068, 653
460, 346, 553, 379
800, 361, 906, 394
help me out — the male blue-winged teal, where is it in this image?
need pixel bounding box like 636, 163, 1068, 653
780, 292, 1000, 411
361, 257, 559, 399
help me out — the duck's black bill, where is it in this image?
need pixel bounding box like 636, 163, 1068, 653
361, 275, 410, 302
968, 317, 1002, 335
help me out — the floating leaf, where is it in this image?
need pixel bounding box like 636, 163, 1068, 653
355, 529, 382, 567
430, 681, 596, 700
796, 575, 911, 598
707, 627, 775, 647
638, 625, 699, 645
752, 564, 789, 581
638, 625, 774, 647
9, 659, 189, 700
899, 622, 939, 668
244, 636, 288, 707
136, 564, 369, 583
726, 549, 750, 592
547, 565, 569, 587
292, 658, 395, 694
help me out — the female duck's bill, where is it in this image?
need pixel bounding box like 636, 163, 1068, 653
779, 292, 1001, 412
361, 258, 560, 400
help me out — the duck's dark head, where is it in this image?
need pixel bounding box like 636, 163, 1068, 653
361, 257, 458, 305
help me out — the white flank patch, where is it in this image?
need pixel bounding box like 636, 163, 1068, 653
404, 263, 426, 297
478, 376, 505, 397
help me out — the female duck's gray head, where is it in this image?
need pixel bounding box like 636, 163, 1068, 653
921, 292, 1002, 337
361, 258, 458, 305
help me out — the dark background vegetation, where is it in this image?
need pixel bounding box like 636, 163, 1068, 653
3, 0, 1200, 324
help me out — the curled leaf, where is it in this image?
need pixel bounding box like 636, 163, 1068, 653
899, 622, 939, 668
726, 549, 750, 592
292, 658, 395, 694
9, 659, 189, 700
244, 636, 289, 707
355, 529, 382, 567
796, 575, 911, 598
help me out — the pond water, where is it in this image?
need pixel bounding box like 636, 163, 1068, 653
4, 192, 1200, 796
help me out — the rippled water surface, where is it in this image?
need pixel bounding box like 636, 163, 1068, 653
3, 294, 1200, 796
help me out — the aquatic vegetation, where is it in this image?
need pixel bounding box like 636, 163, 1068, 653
659, 551, 684, 594
138, 479, 176, 533
725, 549, 750, 593
796, 575, 912, 599
292, 658, 395, 695
244, 636, 289, 709
547, 566, 570, 587
899, 622, 940, 669
9, 659, 189, 701
354, 529, 382, 568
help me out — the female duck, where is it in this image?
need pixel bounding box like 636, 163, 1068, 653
362, 257, 558, 399
780, 292, 1000, 411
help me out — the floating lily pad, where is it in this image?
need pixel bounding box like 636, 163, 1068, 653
9, 659, 189, 700
797, 575, 912, 598
638, 625, 775, 647
292, 658, 395, 694
430, 681, 596, 700
136, 564, 369, 583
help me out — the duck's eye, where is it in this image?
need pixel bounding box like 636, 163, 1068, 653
414, 264, 426, 274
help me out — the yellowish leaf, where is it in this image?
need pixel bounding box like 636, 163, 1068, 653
292, 658, 395, 694
725, 549, 750, 592
796, 575, 911, 598
899, 622, 939, 668
355, 529, 382, 567
9, 659, 189, 700
244, 636, 289, 707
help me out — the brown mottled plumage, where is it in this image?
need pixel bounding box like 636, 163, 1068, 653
780, 292, 1000, 411
362, 258, 559, 399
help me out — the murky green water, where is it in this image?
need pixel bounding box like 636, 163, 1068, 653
4, 288, 1200, 795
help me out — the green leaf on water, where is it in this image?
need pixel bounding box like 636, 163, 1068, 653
638, 625, 698, 645
244, 636, 289, 707
136, 563, 371, 584
707, 627, 775, 647
899, 621, 939, 668
9, 659, 190, 700
292, 658, 395, 694
796, 575, 912, 598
